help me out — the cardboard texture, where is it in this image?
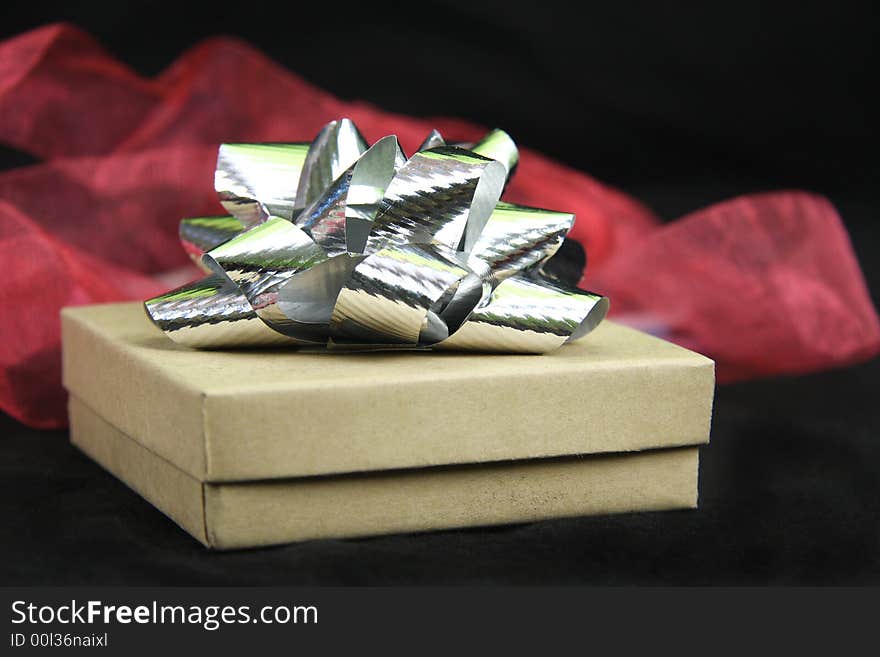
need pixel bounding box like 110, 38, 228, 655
69, 396, 700, 549
61, 302, 715, 482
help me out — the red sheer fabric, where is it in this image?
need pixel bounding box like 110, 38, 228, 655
1, 24, 877, 428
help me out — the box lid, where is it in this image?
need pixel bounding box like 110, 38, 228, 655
62, 302, 714, 482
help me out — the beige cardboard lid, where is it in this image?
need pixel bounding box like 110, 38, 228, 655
62, 302, 714, 482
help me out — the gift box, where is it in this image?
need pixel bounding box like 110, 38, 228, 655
62, 301, 714, 549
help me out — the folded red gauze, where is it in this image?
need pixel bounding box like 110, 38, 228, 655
1, 24, 877, 428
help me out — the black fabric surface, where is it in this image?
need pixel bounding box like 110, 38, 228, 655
1, 1, 878, 584
1, 347, 878, 585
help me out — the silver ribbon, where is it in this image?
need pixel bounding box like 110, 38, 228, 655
145, 118, 609, 353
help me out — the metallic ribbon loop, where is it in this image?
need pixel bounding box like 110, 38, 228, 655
145, 119, 609, 353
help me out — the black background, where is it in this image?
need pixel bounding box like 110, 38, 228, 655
1, 1, 878, 584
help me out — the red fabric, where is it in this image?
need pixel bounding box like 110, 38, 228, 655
1, 24, 878, 429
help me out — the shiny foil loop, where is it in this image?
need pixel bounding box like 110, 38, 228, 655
145, 118, 609, 353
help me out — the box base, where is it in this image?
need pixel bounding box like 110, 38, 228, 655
70, 397, 700, 550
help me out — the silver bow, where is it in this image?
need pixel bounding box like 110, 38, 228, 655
145, 119, 609, 353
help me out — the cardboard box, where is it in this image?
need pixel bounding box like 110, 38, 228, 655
70, 396, 700, 549
62, 302, 714, 549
